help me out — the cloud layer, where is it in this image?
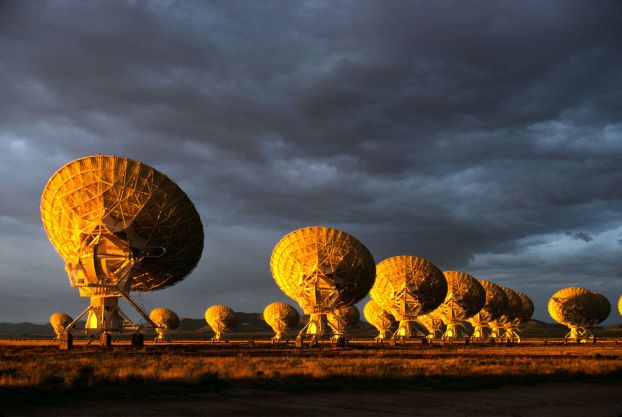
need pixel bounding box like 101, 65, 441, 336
0, 0, 621, 322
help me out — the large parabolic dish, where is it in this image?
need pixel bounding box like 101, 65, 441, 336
548, 287, 610, 342
363, 299, 396, 341
149, 307, 181, 342
270, 226, 375, 344
270, 226, 375, 312
41, 155, 204, 336
417, 312, 445, 339
433, 271, 486, 340
370, 256, 447, 340
263, 302, 300, 342
205, 305, 238, 342
468, 280, 508, 340
514, 290, 534, 322
50, 312, 73, 339
41, 155, 204, 292
491, 287, 526, 342
494, 287, 523, 326
327, 304, 360, 338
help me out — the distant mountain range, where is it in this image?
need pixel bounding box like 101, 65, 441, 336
1, 314, 621, 339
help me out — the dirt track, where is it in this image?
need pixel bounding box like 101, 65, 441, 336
4, 380, 622, 417
2, 340, 622, 416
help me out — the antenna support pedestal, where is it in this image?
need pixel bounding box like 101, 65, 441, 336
59, 332, 73, 350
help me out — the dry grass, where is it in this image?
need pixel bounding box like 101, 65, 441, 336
1, 341, 621, 391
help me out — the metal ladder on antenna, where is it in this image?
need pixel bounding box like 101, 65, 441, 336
118, 290, 157, 329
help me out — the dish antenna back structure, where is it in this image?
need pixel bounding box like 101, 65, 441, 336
506, 290, 534, 342
327, 304, 360, 342
149, 307, 181, 342
363, 299, 396, 342
50, 312, 73, 340
41, 155, 204, 346
488, 287, 523, 342
490, 287, 529, 343
433, 271, 486, 343
370, 256, 447, 344
548, 287, 610, 343
270, 226, 375, 347
417, 312, 445, 341
205, 305, 238, 342
468, 280, 508, 342
263, 302, 300, 342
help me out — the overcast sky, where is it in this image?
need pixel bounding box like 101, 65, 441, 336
0, 0, 621, 324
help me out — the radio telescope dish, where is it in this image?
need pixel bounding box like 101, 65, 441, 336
50, 312, 73, 340
370, 256, 447, 343
41, 155, 204, 345
263, 302, 300, 342
505, 290, 534, 343
363, 299, 396, 342
417, 312, 444, 340
205, 305, 238, 342
328, 304, 360, 328
433, 271, 485, 342
149, 307, 180, 342
548, 288, 611, 343
270, 226, 375, 346
490, 287, 524, 343
515, 290, 534, 322
327, 304, 360, 342
468, 280, 508, 341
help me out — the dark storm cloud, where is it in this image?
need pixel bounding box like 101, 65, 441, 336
566, 231, 594, 243
0, 0, 621, 322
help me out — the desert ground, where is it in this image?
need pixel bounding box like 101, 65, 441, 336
1, 339, 621, 417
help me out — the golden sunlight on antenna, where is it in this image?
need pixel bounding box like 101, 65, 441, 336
40, 155, 203, 347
